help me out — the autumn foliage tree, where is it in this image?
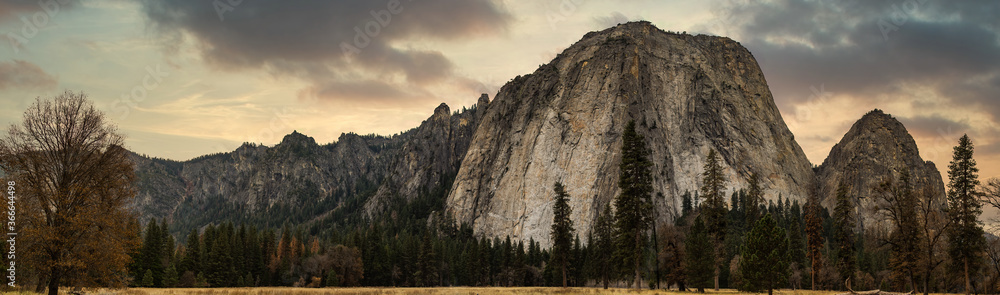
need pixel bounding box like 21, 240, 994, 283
0, 91, 140, 295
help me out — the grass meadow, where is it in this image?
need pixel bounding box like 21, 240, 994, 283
0, 288, 858, 295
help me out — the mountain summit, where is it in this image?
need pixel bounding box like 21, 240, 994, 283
131, 22, 945, 249
445, 21, 816, 246
817, 109, 945, 210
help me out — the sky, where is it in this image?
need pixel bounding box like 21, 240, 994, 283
0, 0, 998, 186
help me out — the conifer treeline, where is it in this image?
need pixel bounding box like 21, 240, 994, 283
127, 133, 999, 294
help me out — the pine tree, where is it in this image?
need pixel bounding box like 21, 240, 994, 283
804, 193, 824, 290
739, 213, 789, 295
686, 216, 715, 292
181, 228, 201, 275
550, 182, 575, 287
746, 172, 764, 226
682, 191, 693, 219
613, 120, 654, 289
832, 182, 856, 289
141, 269, 154, 287
700, 149, 727, 290
141, 219, 165, 287
163, 263, 179, 288
594, 206, 614, 289
787, 211, 807, 274
416, 231, 439, 287
945, 134, 984, 295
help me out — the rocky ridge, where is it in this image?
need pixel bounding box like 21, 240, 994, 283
444, 21, 817, 247
816, 109, 946, 216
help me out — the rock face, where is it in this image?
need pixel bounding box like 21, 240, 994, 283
132, 22, 947, 248
816, 109, 946, 211
130, 100, 486, 236
445, 21, 816, 247
363, 99, 488, 216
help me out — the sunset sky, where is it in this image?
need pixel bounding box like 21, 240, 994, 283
1, 0, 998, 183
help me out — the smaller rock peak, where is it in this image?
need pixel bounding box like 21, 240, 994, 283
857, 109, 899, 127
434, 103, 451, 118
280, 130, 317, 146
477, 94, 489, 109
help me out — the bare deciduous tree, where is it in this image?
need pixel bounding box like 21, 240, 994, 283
0, 91, 140, 295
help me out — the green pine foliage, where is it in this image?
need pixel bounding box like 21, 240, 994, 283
550, 182, 575, 287
833, 182, 856, 289
739, 213, 789, 295
686, 216, 715, 292
946, 134, 985, 295
593, 205, 614, 289
613, 120, 655, 288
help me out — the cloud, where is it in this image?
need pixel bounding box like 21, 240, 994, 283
898, 115, 972, 139
0, 0, 41, 22
0, 59, 57, 91
0, 0, 80, 23
137, 0, 511, 103
592, 11, 632, 29
703, 0, 1000, 119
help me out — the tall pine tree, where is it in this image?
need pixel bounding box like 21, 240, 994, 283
832, 182, 856, 289
700, 149, 727, 290
613, 120, 654, 289
746, 172, 764, 226
593, 205, 614, 289
550, 181, 575, 288
686, 216, 715, 292
739, 213, 789, 295
945, 134, 984, 295
804, 192, 825, 290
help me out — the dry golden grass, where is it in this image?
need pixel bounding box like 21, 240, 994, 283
0, 288, 850, 295
0, 288, 964, 295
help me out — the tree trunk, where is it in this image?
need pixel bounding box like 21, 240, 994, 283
811, 256, 816, 290
603, 275, 608, 289
769, 287, 774, 295
634, 265, 641, 289
965, 258, 971, 295
562, 263, 567, 287
653, 221, 659, 290
34, 274, 47, 293
713, 265, 720, 291
47, 266, 59, 295
634, 230, 641, 289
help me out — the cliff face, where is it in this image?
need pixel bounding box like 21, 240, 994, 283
130, 99, 485, 235
817, 109, 946, 211
132, 22, 947, 247
362, 97, 488, 216
445, 21, 816, 247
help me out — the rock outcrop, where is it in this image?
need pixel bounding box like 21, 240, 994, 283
131, 22, 948, 249
362, 98, 488, 216
130, 99, 486, 236
445, 21, 816, 247
816, 109, 946, 213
